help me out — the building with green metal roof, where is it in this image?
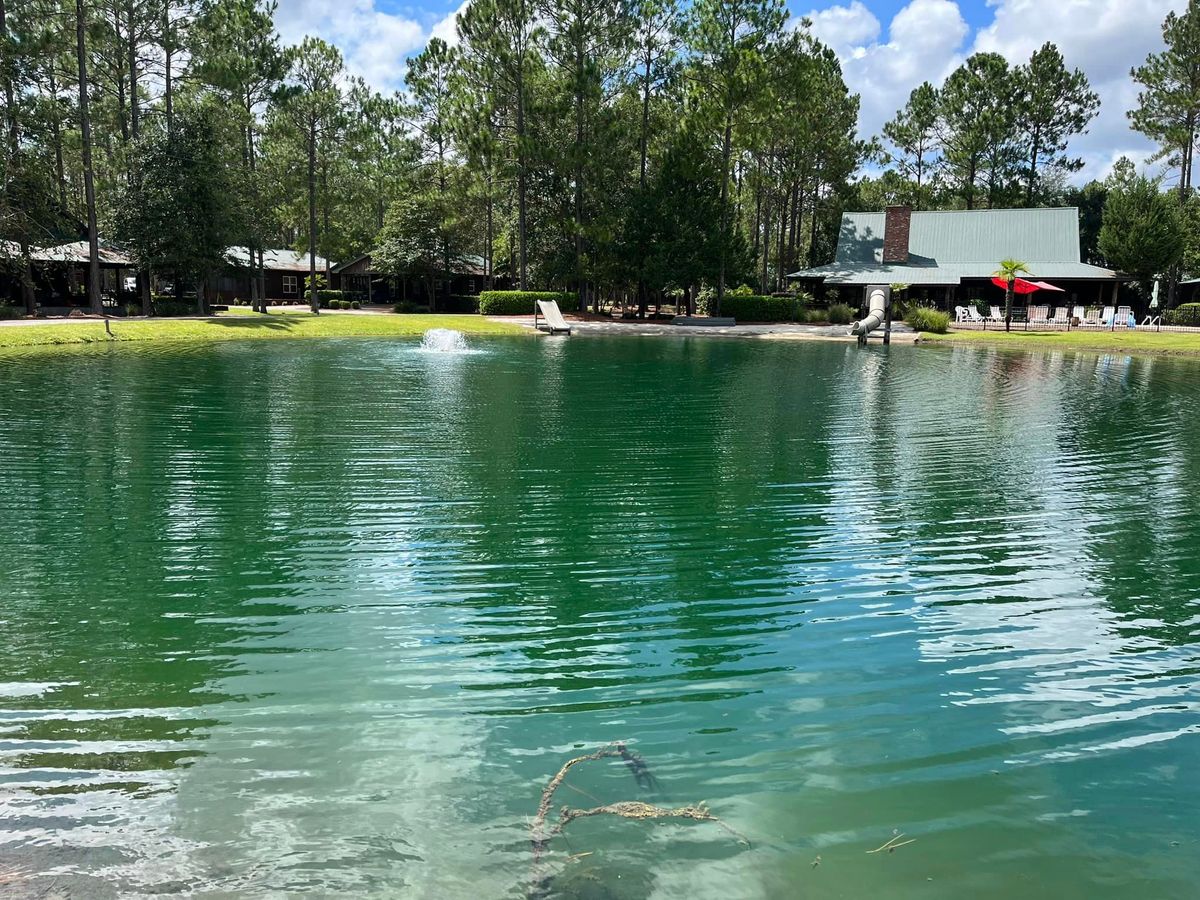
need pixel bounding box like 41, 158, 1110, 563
789, 206, 1123, 308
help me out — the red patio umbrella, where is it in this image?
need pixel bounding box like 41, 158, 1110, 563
991, 276, 1041, 294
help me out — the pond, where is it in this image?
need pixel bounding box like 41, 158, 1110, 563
1, 335, 1198, 898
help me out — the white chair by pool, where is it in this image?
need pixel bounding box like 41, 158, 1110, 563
987, 305, 1005, 323
953, 305, 968, 322
964, 305, 985, 323
1050, 307, 1069, 326
1028, 305, 1050, 325
1098, 305, 1115, 326
535, 299, 572, 335
1115, 305, 1133, 327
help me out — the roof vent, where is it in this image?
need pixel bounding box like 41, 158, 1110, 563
882, 205, 911, 264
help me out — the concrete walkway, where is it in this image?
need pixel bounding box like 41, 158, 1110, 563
1, 308, 920, 345
497, 317, 919, 344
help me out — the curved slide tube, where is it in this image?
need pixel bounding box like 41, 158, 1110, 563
851, 285, 890, 338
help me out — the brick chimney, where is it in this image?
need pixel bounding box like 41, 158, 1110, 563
882, 205, 911, 264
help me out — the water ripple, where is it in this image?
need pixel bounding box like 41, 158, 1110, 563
0, 338, 1198, 897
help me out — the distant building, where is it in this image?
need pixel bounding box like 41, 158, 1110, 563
330, 253, 499, 306
790, 206, 1124, 309
215, 247, 334, 303
1, 240, 134, 311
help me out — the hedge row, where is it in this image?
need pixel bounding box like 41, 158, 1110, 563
1165, 302, 1200, 327
442, 294, 480, 313
696, 292, 815, 322
478, 290, 577, 316
150, 299, 197, 317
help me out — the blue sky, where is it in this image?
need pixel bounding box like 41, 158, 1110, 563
273, 0, 1188, 184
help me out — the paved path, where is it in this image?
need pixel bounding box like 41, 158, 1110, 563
494, 317, 919, 344
2, 309, 919, 345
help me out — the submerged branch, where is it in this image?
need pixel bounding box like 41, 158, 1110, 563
528, 743, 746, 898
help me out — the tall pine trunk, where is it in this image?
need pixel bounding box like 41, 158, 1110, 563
715, 112, 733, 317
308, 118, 319, 314
163, 1, 173, 131
637, 46, 651, 319
75, 0, 102, 314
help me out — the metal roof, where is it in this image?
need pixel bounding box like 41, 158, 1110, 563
330, 252, 488, 277
790, 207, 1122, 284
2, 240, 135, 266
795, 261, 1120, 285
225, 246, 332, 272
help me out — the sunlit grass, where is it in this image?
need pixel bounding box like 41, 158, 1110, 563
924, 327, 1200, 356
0, 312, 525, 350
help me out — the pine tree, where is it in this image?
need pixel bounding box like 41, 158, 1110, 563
1017, 43, 1098, 206
1130, 0, 1200, 198
881, 82, 939, 209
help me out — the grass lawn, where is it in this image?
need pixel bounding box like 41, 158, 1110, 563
923, 327, 1200, 356
0, 312, 524, 351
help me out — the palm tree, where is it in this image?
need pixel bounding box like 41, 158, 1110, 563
994, 258, 1030, 332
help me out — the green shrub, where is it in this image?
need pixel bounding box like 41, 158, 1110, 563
310, 289, 344, 307
906, 306, 950, 334
803, 308, 827, 323
124, 303, 142, 317
443, 294, 481, 313
478, 290, 577, 316
1164, 302, 1200, 326
351, 300, 361, 310
712, 294, 801, 322
393, 301, 417, 314
694, 290, 811, 321
152, 299, 197, 317
0, 304, 24, 320
827, 303, 854, 325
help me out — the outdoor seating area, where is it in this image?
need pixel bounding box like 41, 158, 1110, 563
953, 303, 1174, 332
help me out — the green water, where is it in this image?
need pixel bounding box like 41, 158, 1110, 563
1, 336, 1198, 898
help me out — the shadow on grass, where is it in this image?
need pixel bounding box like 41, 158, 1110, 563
208, 315, 300, 331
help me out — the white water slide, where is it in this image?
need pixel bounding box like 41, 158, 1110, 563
850, 284, 892, 344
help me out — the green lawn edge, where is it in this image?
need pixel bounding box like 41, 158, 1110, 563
0, 312, 525, 352
922, 327, 1200, 357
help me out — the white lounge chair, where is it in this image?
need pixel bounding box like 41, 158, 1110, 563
964, 305, 985, 323
953, 305, 968, 323
1079, 306, 1103, 327
1028, 305, 1050, 325
534, 299, 572, 335
1099, 305, 1116, 326
1050, 307, 1069, 326
1115, 305, 1133, 327
987, 305, 1005, 323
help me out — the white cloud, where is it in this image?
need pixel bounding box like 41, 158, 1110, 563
803, 0, 968, 147
430, 1, 469, 48
274, 0, 427, 91
804, 1, 881, 56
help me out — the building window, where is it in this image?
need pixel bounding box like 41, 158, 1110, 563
467, 278, 476, 294
282, 275, 297, 295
